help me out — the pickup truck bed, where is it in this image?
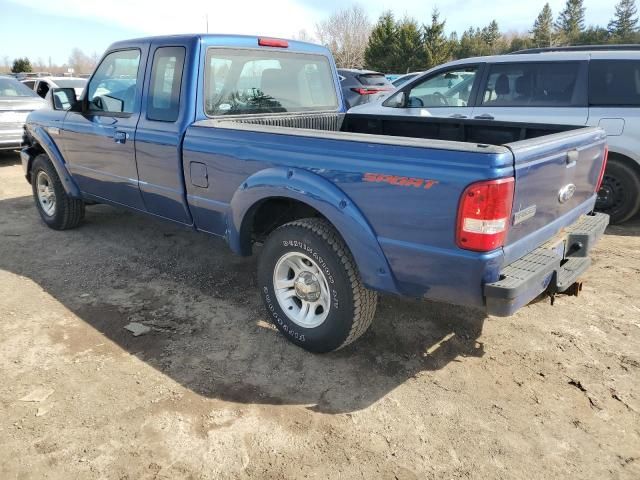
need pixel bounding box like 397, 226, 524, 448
184, 113, 606, 310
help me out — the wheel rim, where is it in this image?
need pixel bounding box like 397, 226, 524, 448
596, 173, 624, 213
273, 252, 331, 328
36, 170, 56, 217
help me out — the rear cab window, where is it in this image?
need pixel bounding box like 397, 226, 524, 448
481, 62, 586, 107
357, 74, 390, 87
147, 46, 186, 122
204, 48, 339, 116
589, 60, 640, 106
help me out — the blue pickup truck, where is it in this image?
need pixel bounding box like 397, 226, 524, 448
21, 34, 609, 352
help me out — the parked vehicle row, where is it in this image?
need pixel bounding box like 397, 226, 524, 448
0, 76, 44, 150
21, 76, 87, 100
21, 34, 608, 353
352, 46, 640, 223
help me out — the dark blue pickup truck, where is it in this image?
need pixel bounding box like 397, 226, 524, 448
21, 34, 609, 352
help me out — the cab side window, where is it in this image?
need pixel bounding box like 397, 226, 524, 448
481, 62, 582, 107
87, 49, 140, 114
589, 60, 640, 106
147, 47, 186, 122
406, 67, 478, 108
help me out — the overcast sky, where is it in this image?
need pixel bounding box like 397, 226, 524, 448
0, 0, 621, 65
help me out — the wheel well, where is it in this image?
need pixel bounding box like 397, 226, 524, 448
24, 141, 45, 183
607, 151, 640, 178
241, 197, 328, 253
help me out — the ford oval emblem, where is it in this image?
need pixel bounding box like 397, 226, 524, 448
558, 183, 576, 203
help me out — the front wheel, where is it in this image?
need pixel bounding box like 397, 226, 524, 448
258, 218, 377, 353
596, 158, 640, 224
31, 154, 85, 230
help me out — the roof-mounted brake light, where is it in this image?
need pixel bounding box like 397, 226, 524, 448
258, 38, 289, 48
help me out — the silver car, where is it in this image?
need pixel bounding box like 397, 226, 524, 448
0, 76, 45, 151
21, 76, 87, 100
351, 46, 640, 223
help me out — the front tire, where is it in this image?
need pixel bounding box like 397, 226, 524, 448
31, 154, 85, 230
596, 157, 640, 224
258, 218, 377, 353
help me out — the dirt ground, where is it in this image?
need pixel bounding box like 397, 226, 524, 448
0, 151, 639, 480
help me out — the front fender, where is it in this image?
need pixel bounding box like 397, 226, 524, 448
27, 125, 81, 198
228, 167, 398, 294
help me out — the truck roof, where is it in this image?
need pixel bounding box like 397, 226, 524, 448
107, 33, 331, 56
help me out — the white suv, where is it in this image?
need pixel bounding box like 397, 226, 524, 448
352, 45, 640, 223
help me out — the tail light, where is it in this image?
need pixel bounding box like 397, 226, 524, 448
456, 177, 515, 252
595, 146, 608, 192
258, 38, 289, 48
351, 87, 391, 95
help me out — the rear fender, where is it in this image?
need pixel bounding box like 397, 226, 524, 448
229, 167, 398, 293
26, 125, 82, 198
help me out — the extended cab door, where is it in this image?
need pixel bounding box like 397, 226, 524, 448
61, 47, 148, 209
134, 39, 195, 224
471, 60, 589, 125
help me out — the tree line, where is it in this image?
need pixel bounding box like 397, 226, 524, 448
314, 0, 639, 73
2, 48, 99, 75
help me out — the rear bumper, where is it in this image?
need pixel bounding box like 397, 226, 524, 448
484, 212, 609, 316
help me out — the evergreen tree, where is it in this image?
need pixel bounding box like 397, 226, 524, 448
11, 57, 32, 73
555, 0, 586, 43
532, 3, 555, 47
364, 11, 399, 72
608, 0, 639, 41
423, 9, 450, 69
396, 17, 426, 72
481, 20, 501, 51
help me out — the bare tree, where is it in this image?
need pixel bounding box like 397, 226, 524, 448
293, 29, 315, 43
68, 48, 96, 75
315, 5, 371, 68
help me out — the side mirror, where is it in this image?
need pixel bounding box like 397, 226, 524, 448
50, 87, 78, 111
383, 91, 406, 108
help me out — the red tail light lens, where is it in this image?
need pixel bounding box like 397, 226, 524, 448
456, 177, 515, 252
595, 146, 608, 192
351, 87, 391, 95
258, 38, 289, 48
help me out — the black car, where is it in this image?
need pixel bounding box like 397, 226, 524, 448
337, 69, 393, 108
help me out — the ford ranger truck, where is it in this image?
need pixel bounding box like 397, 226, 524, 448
21, 35, 609, 353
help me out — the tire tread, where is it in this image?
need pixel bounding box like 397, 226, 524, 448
279, 218, 377, 350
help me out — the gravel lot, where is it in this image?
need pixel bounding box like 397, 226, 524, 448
1, 151, 639, 479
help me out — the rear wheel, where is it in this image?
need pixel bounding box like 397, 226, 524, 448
596, 157, 640, 224
258, 218, 377, 353
31, 154, 85, 230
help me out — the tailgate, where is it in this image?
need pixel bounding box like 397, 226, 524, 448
505, 127, 607, 247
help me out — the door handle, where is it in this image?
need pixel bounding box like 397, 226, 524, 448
114, 131, 127, 144
449, 114, 467, 119
474, 114, 495, 120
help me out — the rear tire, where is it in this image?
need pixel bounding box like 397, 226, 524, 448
258, 218, 377, 353
31, 154, 85, 230
596, 157, 640, 224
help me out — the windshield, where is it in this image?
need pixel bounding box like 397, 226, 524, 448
55, 79, 87, 88
0, 77, 39, 97
204, 48, 339, 116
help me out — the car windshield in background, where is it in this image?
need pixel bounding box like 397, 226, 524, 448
55, 79, 87, 88
204, 49, 339, 116
0, 77, 39, 97
358, 74, 390, 86
392, 73, 419, 87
